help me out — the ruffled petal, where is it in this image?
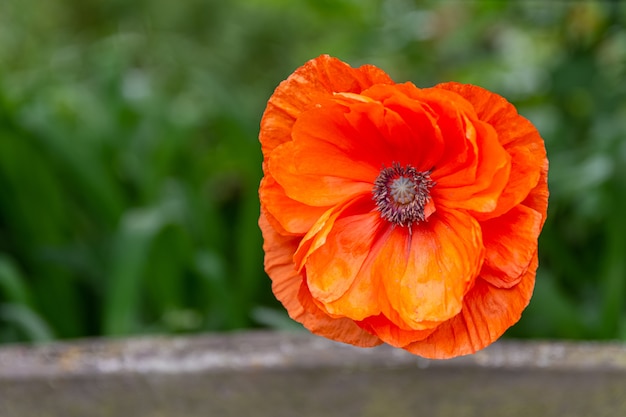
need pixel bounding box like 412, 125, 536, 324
269, 89, 453, 208
289, 100, 382, 181
305, 209, 383, 305
293, 197, 367, 272
259, 210, 380, 347
408, 87, 479, 179
434, 117, 511, 213
267, 100, 379, 208
359, 83, 446, 170
436, 82, 547, 220
521, 159, 550, 226
480, 204, 543, 288
260, 55, 394, 158
404, 254, 538, 359
475, 143, 542, 220
307, 212, 389, 320
435, 82, 540, 149
338, 96, 444, 172
269, 139, 373, 207
381, 209, 484, 329
358, 314, 436, 348
259, 174, 328, 235
297, 282, 382, 347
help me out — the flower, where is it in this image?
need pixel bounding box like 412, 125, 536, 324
258, 55, 549, 359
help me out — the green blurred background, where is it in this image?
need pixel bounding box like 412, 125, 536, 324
0, 0, 625, 344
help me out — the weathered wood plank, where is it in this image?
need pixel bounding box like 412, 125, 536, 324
1, 332, 625, 417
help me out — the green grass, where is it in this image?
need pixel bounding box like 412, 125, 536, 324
0, 0, 625, 343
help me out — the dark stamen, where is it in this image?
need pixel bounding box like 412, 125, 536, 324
372, 162, 435, 228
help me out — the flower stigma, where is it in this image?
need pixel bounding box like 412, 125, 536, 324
389, 176, 416, 204
372, 162, 435, 228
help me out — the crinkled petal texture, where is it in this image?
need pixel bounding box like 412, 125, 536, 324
259, 55, 549, 359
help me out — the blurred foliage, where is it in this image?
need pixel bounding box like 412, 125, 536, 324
0, 0, 625, 343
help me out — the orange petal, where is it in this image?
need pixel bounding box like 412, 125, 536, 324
359, 83, 446, 170
521, 158, 550, 226
260, 55, 393, 158
304, 208, 382, 305
266, 100, 380, 207
358, 314, 435, 348
259, 174, 329, 235
436, 82, 536, 148
269, 91, 453, 208
381, 209, 484, 329
434, 118, 511, 213
409, 87, 479, 179
475, 143, 542, 221
480, 204, 543, 288
269, 140, 373, 208
308, 213, 388, 319
315, 225, 428, 330
286, 84, 446, 173
340, 102, 406, 167
293, 196, 369, 272
259, 210, 380, 347
289, 100, 383, 180
436, 82, 547, 220
297, 282, 382, 347
404, 253, 538, 359
259, 210, 309, 321
339, 98, 443, 171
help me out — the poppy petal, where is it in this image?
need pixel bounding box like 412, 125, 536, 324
325, 94, 444, 172
404, 254, 538, 359
436, 82, 547, 219
408, 87, 479, 179
309, 215, 389, 320
259, 174, 329, 235
434, 117, 511, 213
259, 210, 380, 347
292, 196, 367, 273
358, 314, 436, 348
269, 92, 451, 208
480, 204, 543, 287
297, 282, 382, 347
436, 82, 538, 148
359, 83, 446, 170
475, 143, 542, 220
305, 209, 383, 305
260, 55, 393, 158
269, 139, 373, 207
522, 162, 550, 225
381, 209, 484, 329
267, 100, 381, 207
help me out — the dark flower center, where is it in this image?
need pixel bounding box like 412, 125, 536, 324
372, 163, 435, 227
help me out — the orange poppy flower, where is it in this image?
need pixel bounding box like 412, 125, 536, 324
258, 55, 549, 359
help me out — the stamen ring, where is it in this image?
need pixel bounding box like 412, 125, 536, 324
372, 162, 435, 227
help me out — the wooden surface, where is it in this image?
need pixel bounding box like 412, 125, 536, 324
1, 331, 625, 416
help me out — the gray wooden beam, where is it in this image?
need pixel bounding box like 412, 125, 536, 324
1, 331, 625, 416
